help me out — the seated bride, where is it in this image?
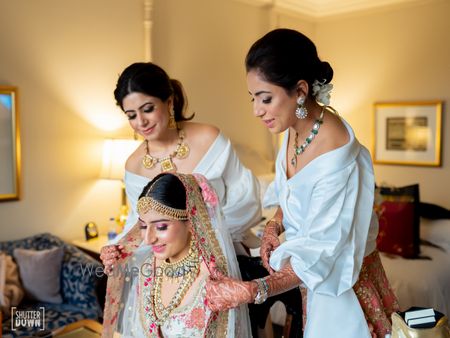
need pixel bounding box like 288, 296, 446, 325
102, 173, 251, 337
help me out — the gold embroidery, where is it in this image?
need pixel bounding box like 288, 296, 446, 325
137, 196, 188, 220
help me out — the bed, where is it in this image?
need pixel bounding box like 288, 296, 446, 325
380, 216, 450, 317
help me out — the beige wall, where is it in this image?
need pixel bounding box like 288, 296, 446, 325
0, 0, 144, 240
314, 0, 450, 208
0, 0, 273, 241
0, 0, 448, 241
248, 0, 450, 207
151, 0, 274, 167
269, 1, 450, 208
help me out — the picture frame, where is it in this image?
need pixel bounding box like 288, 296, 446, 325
0, 86, 21, 201
372, 101, 442, 166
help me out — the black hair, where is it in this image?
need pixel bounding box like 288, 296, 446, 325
114, 62, 194, 122
245, 28, 333, 95
139, 173, 186, 210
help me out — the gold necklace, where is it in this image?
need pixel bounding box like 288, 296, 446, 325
160, 240, 200, 282
152, 240, 200, 326
142, 129, 190, 172
291, 105, 326, 167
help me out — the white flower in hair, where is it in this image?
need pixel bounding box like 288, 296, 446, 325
312, 79, 333, 105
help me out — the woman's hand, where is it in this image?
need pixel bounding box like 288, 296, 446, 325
260, 219, 282, 274
205, 265, 257, 312
100, 244, 123, 274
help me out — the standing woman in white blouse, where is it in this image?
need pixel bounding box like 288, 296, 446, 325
206, 28, 399, 338
100, 62, 261, 271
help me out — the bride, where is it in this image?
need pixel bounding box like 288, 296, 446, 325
102, 173, 250, 337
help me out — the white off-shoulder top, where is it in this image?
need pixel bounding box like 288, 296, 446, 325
115, 133, 261, 244
264, 118, 378, 338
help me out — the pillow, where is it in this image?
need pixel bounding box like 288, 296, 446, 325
420, 218, 450, 252
13, 247, 64, 304
419, 202, 450, 220
375, 184, 420, 258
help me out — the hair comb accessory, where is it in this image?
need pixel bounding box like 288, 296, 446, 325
312, 79, 333, 105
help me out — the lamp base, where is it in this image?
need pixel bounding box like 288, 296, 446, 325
116, 204, 128, 234
115, 181, 129, 233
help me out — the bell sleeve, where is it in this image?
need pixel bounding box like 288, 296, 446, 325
269, 161, 375, 296
199, 134, 262, 242
220, 140, 262, 241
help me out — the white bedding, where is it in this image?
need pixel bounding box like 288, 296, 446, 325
380, 245, 450, 317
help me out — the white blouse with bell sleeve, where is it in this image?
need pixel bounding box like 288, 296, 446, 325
264, 118, 378, 338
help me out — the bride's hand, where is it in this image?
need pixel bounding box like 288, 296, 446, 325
100, 244, 123, 274
205, 264, 257, 312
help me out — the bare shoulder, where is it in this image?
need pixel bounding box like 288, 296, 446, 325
321, 111, 349, 151
124, 141, 146, 172
181, 122, 220, 148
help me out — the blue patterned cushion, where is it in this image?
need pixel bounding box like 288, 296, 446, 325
0, 233, 103, 336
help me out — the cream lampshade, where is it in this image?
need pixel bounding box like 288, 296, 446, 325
100, 139, 141, 231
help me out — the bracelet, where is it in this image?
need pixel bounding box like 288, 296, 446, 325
254, 277, 269, 304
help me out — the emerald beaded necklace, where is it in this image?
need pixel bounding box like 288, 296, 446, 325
291, 105, 326, 167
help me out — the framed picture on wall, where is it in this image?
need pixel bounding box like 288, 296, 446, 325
0, 86, 21, 201
372, 101, 442, 166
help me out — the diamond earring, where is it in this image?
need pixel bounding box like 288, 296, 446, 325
295, 97, 308, 119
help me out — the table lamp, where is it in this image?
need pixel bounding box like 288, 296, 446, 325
100, 139, 141, 233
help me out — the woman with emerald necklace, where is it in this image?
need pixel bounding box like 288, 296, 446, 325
102, 173, 250, 337
205, 28, 399, 338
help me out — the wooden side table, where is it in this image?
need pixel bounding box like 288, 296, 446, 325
72, 235, 109, 260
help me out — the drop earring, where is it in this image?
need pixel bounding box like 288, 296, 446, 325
295, 96, 308, 119
168, 106, 177, 129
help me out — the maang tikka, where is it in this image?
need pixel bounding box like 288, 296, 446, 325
295, 96, 308, 119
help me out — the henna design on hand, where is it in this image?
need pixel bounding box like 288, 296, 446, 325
100, 245, 123, 274
205, 265, 257, 312
265, 263, 301, 297
260, 219, 283, 274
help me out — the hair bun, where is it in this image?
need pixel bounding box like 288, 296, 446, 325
317, 61, 334, 84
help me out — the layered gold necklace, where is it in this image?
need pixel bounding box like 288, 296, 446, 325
142, 129, 190, 172
152, 240, 200, 326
